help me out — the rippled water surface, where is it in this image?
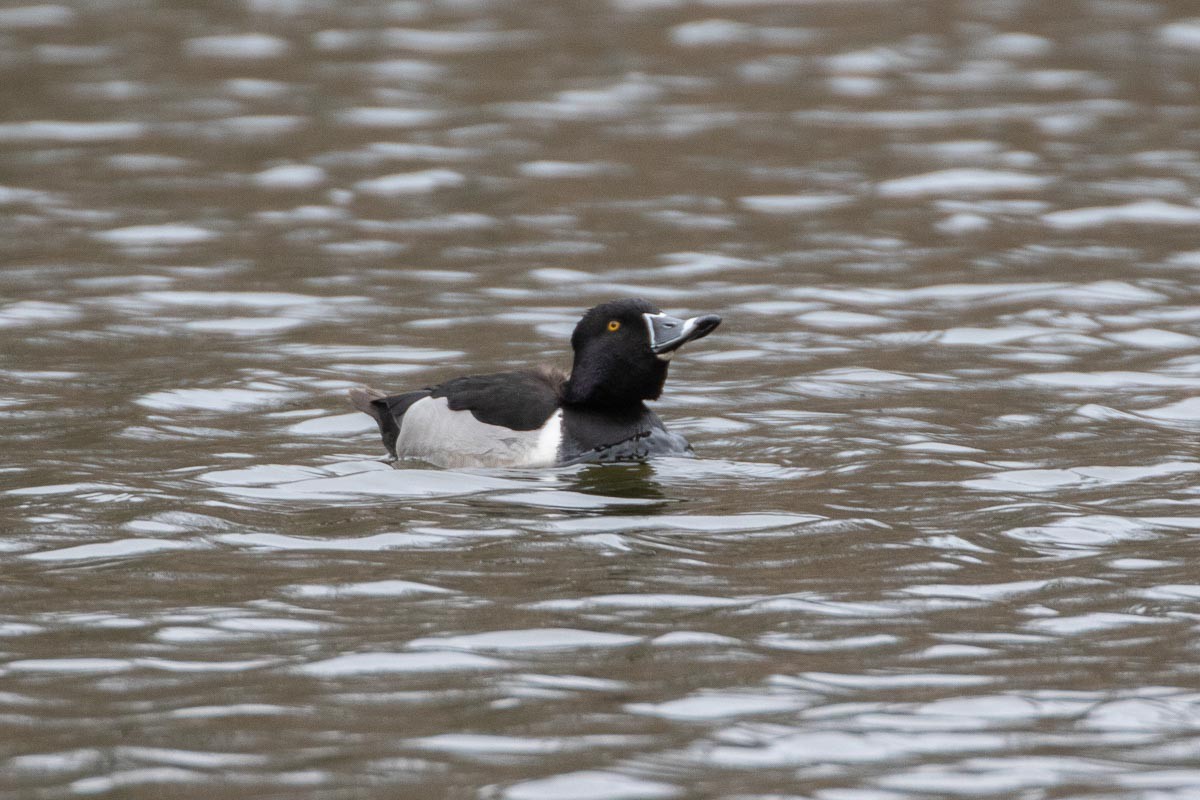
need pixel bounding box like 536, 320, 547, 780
5, 1, 1200, 797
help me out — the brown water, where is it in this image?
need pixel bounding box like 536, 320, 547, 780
4, 1, 1200, 797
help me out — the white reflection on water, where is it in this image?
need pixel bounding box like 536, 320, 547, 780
501, 771, 681, 800
4, 0, 1200, 797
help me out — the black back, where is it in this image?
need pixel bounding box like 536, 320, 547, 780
431, 369, 562, 430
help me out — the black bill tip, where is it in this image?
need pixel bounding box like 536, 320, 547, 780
646, 312, 722, 355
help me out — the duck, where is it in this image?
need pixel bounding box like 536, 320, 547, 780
349, 298, 722, 468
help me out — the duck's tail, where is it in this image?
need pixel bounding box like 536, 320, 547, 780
348, 385, 431, 459
348, 385, 387, 421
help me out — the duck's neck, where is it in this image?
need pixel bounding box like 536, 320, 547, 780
562, 350, 668, 410
561, 376, 647, 414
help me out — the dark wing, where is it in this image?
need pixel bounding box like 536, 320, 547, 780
431, 368, 564, 431
348, 368, 565, 458
349, 386, 431, 458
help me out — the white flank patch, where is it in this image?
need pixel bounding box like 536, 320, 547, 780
397, 398, 562, 468
531, 409, 565, 465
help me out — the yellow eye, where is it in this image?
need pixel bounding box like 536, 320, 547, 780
607, 320, 621, 331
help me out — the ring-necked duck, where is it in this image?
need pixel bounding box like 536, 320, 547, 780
349, 298, 721, 468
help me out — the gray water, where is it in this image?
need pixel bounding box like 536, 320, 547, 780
4, 1, 1200, 798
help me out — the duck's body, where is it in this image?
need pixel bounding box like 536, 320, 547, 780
350, 299, 720, 468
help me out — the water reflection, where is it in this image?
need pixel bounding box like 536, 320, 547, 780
4, 0, 1200, 798
568, 462, 669, 504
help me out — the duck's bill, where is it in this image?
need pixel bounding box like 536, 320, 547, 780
644, 312, 722, 355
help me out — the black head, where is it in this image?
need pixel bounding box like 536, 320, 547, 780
562, 298, 721, 410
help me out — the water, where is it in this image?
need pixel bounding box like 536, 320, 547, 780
4, 0, 1200, 797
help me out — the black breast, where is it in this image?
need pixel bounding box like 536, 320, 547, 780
560, 405, 692, 463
